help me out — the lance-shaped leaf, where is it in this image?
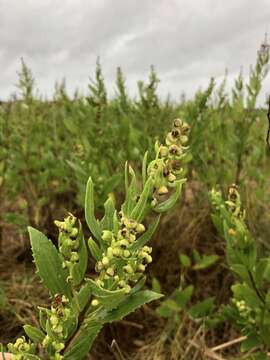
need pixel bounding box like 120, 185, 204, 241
104, 290, 163, 323
100, 196, 115, 231
75, 282, 92, 312
86, 279, 126, 310
129, 215, 160, 252
122, 164, 138, 216
23, 325, 45, 343
142, 151, 148, 186
85, 177, 102, 242
88, 237, 102, 261
70, 222, 88, 286
131, 177, 153, 222
28, 227, 72, 299
154, 179, 186, 213
64, 320, 102, 360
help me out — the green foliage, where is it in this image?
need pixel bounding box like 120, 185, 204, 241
211, 185, 270, 355
4, 121, 188, 359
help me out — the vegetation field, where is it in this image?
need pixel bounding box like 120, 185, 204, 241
1, 42, 270, 359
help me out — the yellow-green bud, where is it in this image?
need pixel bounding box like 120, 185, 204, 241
167, 173, 176, 183
112, 247, 122, 256
102, 256, 109, 266
50, 315, 58, 326
124, 264, 133, 274
124, 285, 131, 294
160, 146, 169, 157
136, 223, 145, 233
106, 267, 115, 276
107, 247, 113, 258
123, 250, 130, 257
91, 299, 99, 306
158, 186, 169, 195
138, 264, 146, 272
102, 230, 113, 242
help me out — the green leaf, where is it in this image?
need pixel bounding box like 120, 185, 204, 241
142, 151, 148, 186
28, 227, 72, 298
87, 279, 126, 310
240, 333, 261, 352
179, 254, 191, 268
122, 164, 138, 216
154, 179, 186, 213
193, 254, 219, 270
131, 177, 153, 222
88, 237, 102, 261
129, 215, 160, 252
152, 278, 161, 294
75, 282, 92, 312
100, 197, 115, 231
23, 325, 45, 343
85, 177, 102, 242
175, 285, 194, 308
64, 321, 102, 360
189, 297, 215, 319
71, 222, 88, 286
104, 290, 163, 323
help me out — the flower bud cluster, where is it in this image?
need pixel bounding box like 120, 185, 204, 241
147, 119, 190, 205
226, 184, 245, 219
232, 299, 256, 325
7, 336, 36, 359
93, 214, 152, 298
54, 214, 80, 278
41, 295, 72, 359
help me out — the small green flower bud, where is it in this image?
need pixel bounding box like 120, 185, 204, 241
180, 135, 188, 144
50, 315, 58, 326
124, 285, 131, 294
119, 239, 129, 248
114, 275, 119, 281
102, 230, 113, 242
136, 223, 145, 233
124, 264, 133, 274
102, 256, 109, 266
157, 186, 169, 195
138, 264, 146, 272
70, 228, 78, 238
160, 146, 169, 157
112, 247, 122, 256
167, 173, 176, 183
70, 252, 79, 262
173, 118, 183, 128
106, 267, 115, 276
107, 247, 114, 258
129, 233, 136, 242
96, 279, 104, 287
123, 250, 130, 257
91, 299, 99, 306
118, 280, 126, 287
54, 324, 63, 334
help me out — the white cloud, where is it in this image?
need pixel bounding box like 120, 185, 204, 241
0, 0, 269, 103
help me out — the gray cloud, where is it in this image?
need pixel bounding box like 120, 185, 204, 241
0, 0, 270, 102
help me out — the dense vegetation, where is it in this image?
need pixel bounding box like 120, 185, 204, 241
1, 41, 270, 359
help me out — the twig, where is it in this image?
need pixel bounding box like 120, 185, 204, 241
189, 340, 226, 360
110, 339, 127, 360
210, 335, 246, 352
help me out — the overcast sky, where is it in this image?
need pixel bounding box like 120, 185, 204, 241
1, 0, 270, 103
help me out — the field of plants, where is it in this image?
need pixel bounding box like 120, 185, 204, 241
1, 42, 270, 359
